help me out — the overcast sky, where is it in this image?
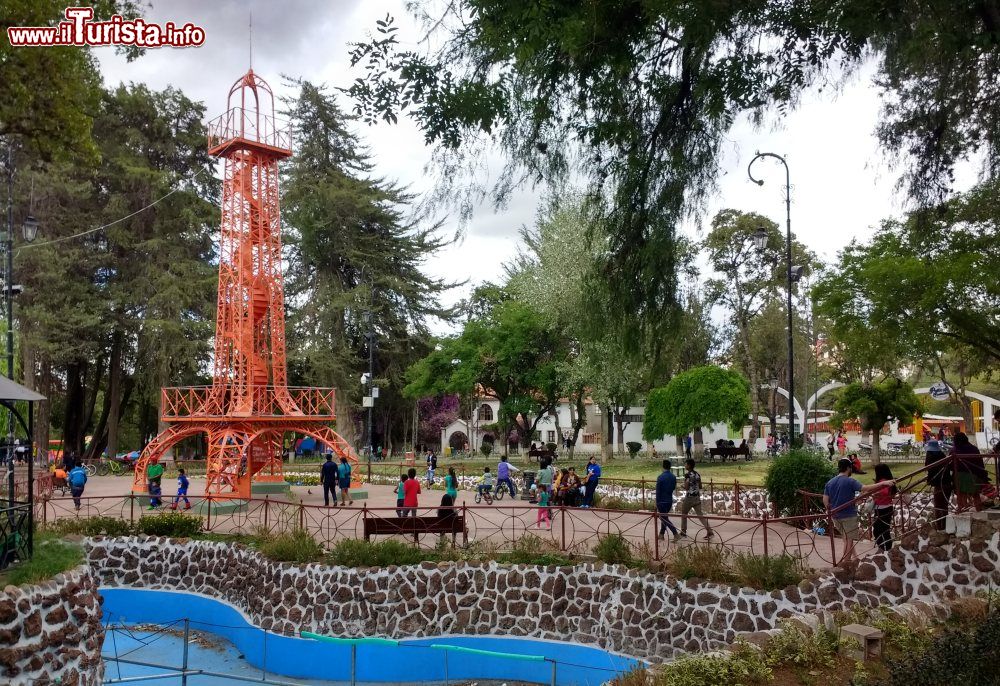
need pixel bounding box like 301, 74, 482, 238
94, 1, 976, 335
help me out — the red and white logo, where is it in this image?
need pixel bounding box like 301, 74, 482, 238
7, 7, 206, 48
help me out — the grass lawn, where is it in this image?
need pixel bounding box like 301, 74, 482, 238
363, 453, 926, 487
0, 532, 83, 587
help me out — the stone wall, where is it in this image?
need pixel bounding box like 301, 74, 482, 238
84, 516, 1000, 662
0, 565, 104, 685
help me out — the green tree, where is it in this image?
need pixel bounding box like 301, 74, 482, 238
347, 1, 1000, 335
19, 84, 218, 459
1, 0, 142, 160
281, 81, 457, 450
643, 366, 751, 443
831, 379, 921, 465
404, 296, 564, 455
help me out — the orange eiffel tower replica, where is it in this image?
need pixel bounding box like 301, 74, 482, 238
132, 69, 359, 502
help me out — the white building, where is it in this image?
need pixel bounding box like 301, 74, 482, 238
439, 395, 735, 455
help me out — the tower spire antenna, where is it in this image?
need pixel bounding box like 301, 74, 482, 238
249, 7, 253, 69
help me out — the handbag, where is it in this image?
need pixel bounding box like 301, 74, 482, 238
859, 500, 875, 517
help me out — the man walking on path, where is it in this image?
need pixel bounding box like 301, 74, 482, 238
582, 456, 601, 508
655, 459, 679, 540
684, 435, 693, 459
426, 450, 438, 485
823, 458, 894, 563
320, 454, 338, 506
68, 462, 88, 510
678, 459, 714, 540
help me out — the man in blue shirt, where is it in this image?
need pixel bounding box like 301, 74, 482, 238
582, 456, 601, 507
496, 456, 519, 497
823, 458, 893, 562
684, 435, 693, 459
655, 459, 679, 540
68, 463, 88, 511
320, 454, 338, 507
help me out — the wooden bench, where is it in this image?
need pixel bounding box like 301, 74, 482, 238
528, 448, 556, 463
707, 446, 752, 462
363, 515, 467, 544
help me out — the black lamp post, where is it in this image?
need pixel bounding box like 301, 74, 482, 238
748, 151, 800, 444
3, 142, 39, 517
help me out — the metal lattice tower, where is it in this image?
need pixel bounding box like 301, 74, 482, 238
132, 69, 358, 499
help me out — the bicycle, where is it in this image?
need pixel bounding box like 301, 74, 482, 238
473, 485, 494, 505
493, 477, 518, 501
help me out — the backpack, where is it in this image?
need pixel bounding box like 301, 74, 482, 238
68, 468, 87, 487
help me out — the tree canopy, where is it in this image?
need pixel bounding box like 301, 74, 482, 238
347, 0, 1000, 336
643, 365, 751, 441
831, 378, 921, 464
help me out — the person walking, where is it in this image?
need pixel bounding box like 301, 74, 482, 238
337, 456, 354, 506
684, 435, 693, 460
582, 456, 601, 508
827, 432, 836, 460
924, 436, 951, 530
444, 467, 459, 501
320, 454, 338, 507
823, 458, 894, 563
952, 432, 989, 512
426, 450, 438, 485
655, 459, 679, 540
836, 431, 847, 456
68, 462, 88, 511
496, 456, 519, 498
678, 459, 714, 540
146, 458, 164, 509
403, 467, 421, 516
396, 473, 407, 516
171, 468, 191, 510
536, 486, 552, 529
872, 463, 897, 551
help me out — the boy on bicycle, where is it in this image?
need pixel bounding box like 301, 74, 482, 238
477, 467, 494, 498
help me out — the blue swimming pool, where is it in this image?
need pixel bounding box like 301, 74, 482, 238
100, 588, 643, 686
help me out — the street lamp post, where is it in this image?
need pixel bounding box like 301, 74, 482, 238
748, 151, 796, 445
3, 141, 39, 517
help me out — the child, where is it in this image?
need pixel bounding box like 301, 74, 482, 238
396, 473, 407, 517
477, 467, 494, 498
872, 463, 897, 551
171, 468, 191, 510
536, 486, 551, 529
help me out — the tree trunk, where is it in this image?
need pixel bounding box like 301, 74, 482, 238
63, 360, 89, 457
600, 406, 611, 461
693, 427, 704, 456
959, 395, 977, 446
614, 408, 626, 454
870, 427, 882, 466
675, 436, 684, 456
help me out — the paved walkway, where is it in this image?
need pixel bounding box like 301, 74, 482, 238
39, 475, 871, 570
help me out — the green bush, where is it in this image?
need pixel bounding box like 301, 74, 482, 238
594, 533, 634, 565
480, 443, 493, 456
0, 533, 83, 586
327, 538, 425, 567
259, 529, 325, 563
545, 442, 557, 452
668, 544, 733, 583
660, 642, 771, 686
46, 516, 135, 537
135, 512, 203, 538
626, 441, 642, 457
731, 552, 807, 590
502, 534, 572, 566
883, 610, 1000, 686
764, 624, 838, 669
763, 449, 837, 517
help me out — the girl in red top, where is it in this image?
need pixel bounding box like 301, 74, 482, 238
872, 464, 897, 551
402, 467, 421, 516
